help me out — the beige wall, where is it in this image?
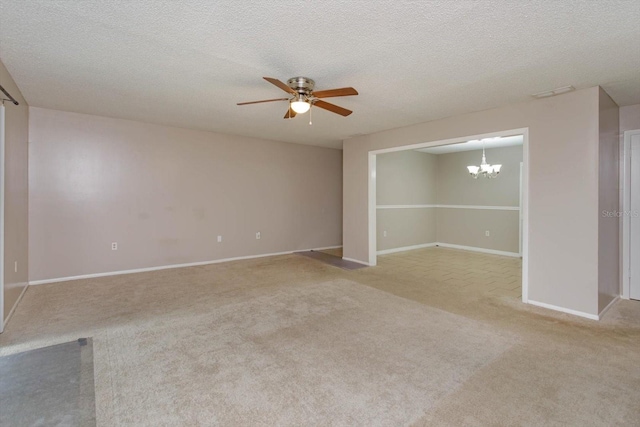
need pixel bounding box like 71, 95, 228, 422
375, 146, 522, 254
436, 145, 522, 253
436, 209, 520, 253
598, 88, 619, 311
344, 87, 601, 316
377, 151, 437, 205
1, 59, 29, 329
436, 146, 522, 206
620, 104, 640, 133
377, 208, 436, 251
29, 107, 342, 281
376, 151, 437, 251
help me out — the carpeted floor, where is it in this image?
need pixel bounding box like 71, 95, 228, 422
1, 247, 639, 426
97, 280, 514, 425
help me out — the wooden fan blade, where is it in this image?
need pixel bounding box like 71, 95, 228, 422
313, 100, 352, 117
263, 77, 296, 94
284, 107, 297, 119
312, 87, 358, 98
237, 97, 289, 106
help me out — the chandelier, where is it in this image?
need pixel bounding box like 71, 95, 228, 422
467, 144, 502, 179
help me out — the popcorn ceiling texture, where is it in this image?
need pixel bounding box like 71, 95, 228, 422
1, 1, 639, 148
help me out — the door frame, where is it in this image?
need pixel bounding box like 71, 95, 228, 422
519, 161, 523, 256
621, 129, 640, 299
367, 127, 529, 303
0, 104, 5, 332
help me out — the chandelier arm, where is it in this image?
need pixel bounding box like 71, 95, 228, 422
466, 141, 501, 178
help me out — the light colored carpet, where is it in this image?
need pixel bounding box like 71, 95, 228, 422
94, 279, 514, 425
2, 248, 640, 426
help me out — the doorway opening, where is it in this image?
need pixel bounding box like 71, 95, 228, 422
0, 104, 5, 332
622, 129, 640, 300
368, 128, 529, 302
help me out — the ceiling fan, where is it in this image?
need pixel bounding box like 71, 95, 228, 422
237, 77, 358, 119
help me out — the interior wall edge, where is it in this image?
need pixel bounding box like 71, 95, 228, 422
0, 57, 30, 331
0, 282, 28, 332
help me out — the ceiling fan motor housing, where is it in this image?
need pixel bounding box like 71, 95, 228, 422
237, 76, 355, 117
287, 77, 315, 98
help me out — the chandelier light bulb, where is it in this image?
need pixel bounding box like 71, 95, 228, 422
466, 146, 501, 179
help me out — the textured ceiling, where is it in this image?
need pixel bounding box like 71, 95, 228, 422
1, 1, 639, 149
417, 135, 523, 154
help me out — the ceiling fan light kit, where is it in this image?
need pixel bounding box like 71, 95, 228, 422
291, 98, 311, 114
237, 76, 358, 121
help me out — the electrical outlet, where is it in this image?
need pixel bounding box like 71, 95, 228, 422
383, 230, 387, 237
217, 235, 222, 243
485, 231, 490, 237
112, 242, 118, 250
256, 232, 261, 240
14, 261, 18, 273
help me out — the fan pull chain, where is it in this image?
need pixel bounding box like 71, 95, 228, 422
309, 105, 312, 125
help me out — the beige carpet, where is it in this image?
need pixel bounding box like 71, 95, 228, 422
94, 279, 513, 425
2, 249, 640, 426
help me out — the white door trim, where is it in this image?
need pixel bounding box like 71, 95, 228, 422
0, 105, 5, 333
367, 127, 530, 303
621, 129, 640, 299
519, 162, 523, 256
368, 152, 377, 266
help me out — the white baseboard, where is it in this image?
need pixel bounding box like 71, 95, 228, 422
310, 245, 343, 252
376, 242, 520, 258
341, 257, 372, 266
1, 283, 29, 332
29, 245, 343, 286
527, 299, 599, 321
598, 296, 620, 319
377, 242, 437, 255
435, 242, 521, 258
